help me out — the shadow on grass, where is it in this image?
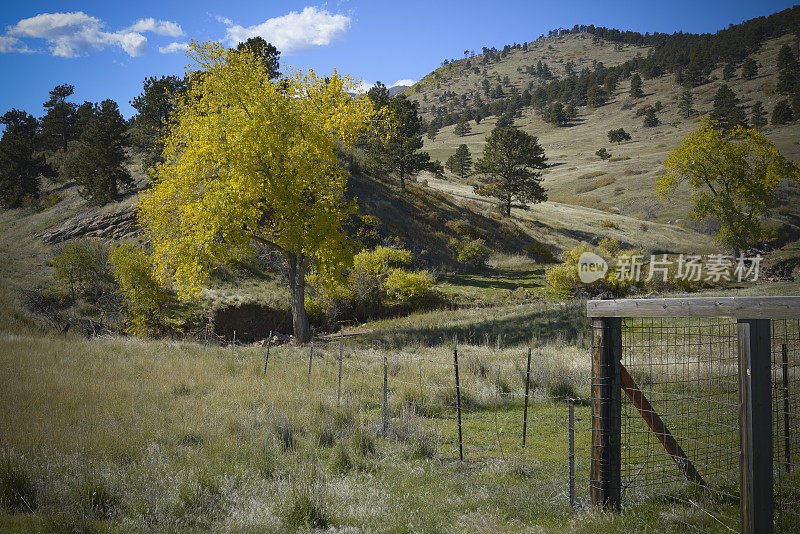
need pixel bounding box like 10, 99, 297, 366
366, 302, 589, 348
440, 269, 545, 291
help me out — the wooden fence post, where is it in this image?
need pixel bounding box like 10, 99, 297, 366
522, 347, 532, 447
454, 345, 463, 463
590, 317, 621, 510
307, 338, 314, 389
737, 319, 773, 534
231, 330, 236, 363
263, 330, 272, 376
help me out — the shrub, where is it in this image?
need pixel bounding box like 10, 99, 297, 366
52, 239, 112, 301
452, 237, 490, 269
384, 269, 435, 305
596, 147, 611, 160
109, 244, 170, 336
600, 219, 619, 229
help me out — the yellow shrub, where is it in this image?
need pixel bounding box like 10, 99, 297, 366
384, 269, 435, 304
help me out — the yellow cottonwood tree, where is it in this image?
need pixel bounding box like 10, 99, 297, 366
137, 41, 376, 343
658, 119, 800, 256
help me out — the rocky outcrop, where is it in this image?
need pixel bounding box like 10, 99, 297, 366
37, 208, 139, 244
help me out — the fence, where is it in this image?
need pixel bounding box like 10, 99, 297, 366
587, 296, 800, 533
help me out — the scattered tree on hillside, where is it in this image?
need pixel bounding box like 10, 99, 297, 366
607, 128, 631, 144
40, 84, 77, 153
776, 44, 798, 94
604, 72, 618, 95
367, 84, 430, 191
629, 73, 644, 98
130, 75, 187, 167
710, 84, 748, 131
473, 127, 547, 216
643, 107, 659, 127
792, 85, 800, 120
587, 85, 607, 108
543, 102, 566, 126
678, 89, 696, 118
454, 118, 472, 136
771, 100, 795, 125
0, 110, 54, 208
496, 112, 514, 127
741, 57, 759, 79
446, 144, 472, 179
751, 101, 767, 130
236, 37, 281, 79
722, 61, 736, 80
659, 119, 800, 256
63, 100, 131, 205
426, 122, 438, 140
138, 42, 376, 344
596, 147, 611, 160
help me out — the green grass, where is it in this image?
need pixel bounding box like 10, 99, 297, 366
0, 330, 766, 532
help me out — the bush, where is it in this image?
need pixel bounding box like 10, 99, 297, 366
109, 244, 170, 336
452, 237, 490, 269
52, 239, 113, 301
384, 269, 435, 305
596, 147, 611, 160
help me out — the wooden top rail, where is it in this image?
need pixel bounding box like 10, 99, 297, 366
586, 296, 800, 319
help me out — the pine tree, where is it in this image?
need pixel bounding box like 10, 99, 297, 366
678, 89, 696, 118
604, 72, 618, 95
607, 128, 631, 144
792, 85, 800, 122
426, 122, 438, 140
587, 85, 607, 108
496, 112, 514, 128
63, 99, 132, 205
40, 84, 77, 153
474, 127, 547, 216
0, 110, 54, 207
750, 101, 767, 131
776, 44, 798, 94
722, 61, 736, 81
446, 144, 472, 179
596, 147, 611, 160
543, 102, 566, 126
643, 107, 659, 127
741, 57, 759, 80
710, 84, 748, 131
771, 100, 795, 125
454, 118, 472, 136
235, 37, 280, 79
629, 73, 644, 98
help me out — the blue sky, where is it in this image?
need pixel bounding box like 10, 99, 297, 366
1, 1, 797, 119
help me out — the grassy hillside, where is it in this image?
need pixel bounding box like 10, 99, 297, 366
410, 33, 800, 228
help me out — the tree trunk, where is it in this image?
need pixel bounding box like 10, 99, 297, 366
286, 253, 311, 344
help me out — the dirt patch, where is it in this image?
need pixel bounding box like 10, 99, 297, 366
213, 303, 293, 342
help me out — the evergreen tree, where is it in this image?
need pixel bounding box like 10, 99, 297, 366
367, 90, 430, 191
0, 110, 54, 208
710, 84, 748, 131
678, 89, 696, 118
543, 102, 566, 126
629, 73, 644, 98
235, 37, 281, 79
771, 100, 795, 125
643, 107, 659, 127
564, 102, 577, 122
741, 57, 759, 79
40, 84, 77, 153
751, 101, 767, 131
776, 44, 798, 94
722, 61, 736, 80
596, 147, 611, 160
792, 85, 800, 122
454, 118, 472, 136
496, 112, 514, 127
604, 72, 618, 95
587, 85, 607, 108
608, 128, 631, 144
446, 144, 472, 179
63, 99, 132, 204
426, 122, 438, 140
474, 127, 547, 216
130, 75, 187, 167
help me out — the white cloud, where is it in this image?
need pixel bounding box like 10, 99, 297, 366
223, 7, 350, 54
159, 41, 189, 54
214, 14, 233, 26
391, 79, 416, 87
128, 18, 184, 37
0, 36, 32, 54
2, 11, 183, 57
353, 80, 374, 94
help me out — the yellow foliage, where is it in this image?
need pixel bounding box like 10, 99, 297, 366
137, 41, 377, 300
